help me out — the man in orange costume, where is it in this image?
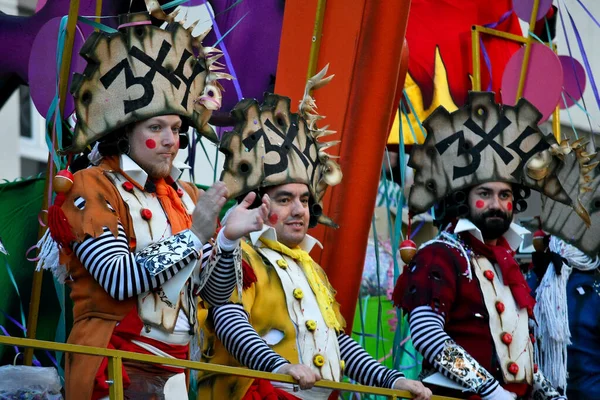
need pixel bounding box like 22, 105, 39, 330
394, 93, 568, 400
46, 11, 268, 400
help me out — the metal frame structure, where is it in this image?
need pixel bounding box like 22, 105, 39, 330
6, 2, 508, 399
471, 0, 562, 142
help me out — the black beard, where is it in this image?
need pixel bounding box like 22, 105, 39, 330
470, 209, 512, 240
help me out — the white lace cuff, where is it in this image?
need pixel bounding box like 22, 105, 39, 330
532, 369, 564, 399
434, 340, 496, 394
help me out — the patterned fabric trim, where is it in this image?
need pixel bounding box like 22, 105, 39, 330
531, 370, 565, 400
135, 230, 199, 276
434, 340, 494, 393
233, 244, 243, 299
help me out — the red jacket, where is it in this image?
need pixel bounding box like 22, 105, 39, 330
393, 241, 529, 397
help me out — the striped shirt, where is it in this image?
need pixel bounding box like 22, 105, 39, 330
72, 222, 236, 306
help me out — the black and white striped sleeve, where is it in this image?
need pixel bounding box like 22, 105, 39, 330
211, 303, 289, 372
338, 332, 404, 388
199, 242, 213, 267
72, 222, 198, 300
197, 236, 237, 306
409, 305, 499, 396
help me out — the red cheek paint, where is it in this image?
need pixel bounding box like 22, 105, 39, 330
145, 139, 156, 149
507, 202, 513, 211
475, 200, 485, 209
268, 213, 278, 224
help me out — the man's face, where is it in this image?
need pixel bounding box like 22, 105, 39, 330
128, 115, 182, 179
265, 183, 311, 248
467, 182, 514, 241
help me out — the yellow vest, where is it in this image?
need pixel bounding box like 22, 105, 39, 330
196, 241, 345, 400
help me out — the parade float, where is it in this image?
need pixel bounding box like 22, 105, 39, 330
0, 0, 597, 398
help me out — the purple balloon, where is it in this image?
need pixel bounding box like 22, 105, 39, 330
512, 0, 553, 22
558, 55, 586, 109
204, 0, 284, 125
0, 0, 284, 120
29, 18, 88, 118
0, 0, 131, 109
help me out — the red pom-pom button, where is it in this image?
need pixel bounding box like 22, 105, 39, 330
534, 363, 539, 373
495, 301, 505, 314
141, 208, 153, 220
501, 332, 513, 345
122, 181, 134, 192
508, 362, 519, 375
176, 188, 184, 197
484, 270, 495, 281
530, 333, 536, 344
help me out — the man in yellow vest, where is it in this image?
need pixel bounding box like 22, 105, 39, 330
197, 67, 432, 400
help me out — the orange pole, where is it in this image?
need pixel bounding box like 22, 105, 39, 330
275, 0, 411, 326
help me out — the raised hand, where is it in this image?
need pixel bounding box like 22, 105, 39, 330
277, 363, 321, 390
222, 192, 270, 241
393, 379, 433, 400
191, 182, 229, 244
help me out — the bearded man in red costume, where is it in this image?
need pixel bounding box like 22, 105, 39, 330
394, 92, 569, 400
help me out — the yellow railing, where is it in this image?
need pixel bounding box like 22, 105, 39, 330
0, 335, 462, 400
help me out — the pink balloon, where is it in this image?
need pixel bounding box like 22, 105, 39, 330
28, 17, 86, 119
501, 43, 563, 122
513, 0, 553, 22
558, 55, 586, 109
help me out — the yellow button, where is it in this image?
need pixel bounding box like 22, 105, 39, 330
305, 320, 317, 331
340, 360, 345, 371
313, 354, 325, 367
293, 288, 304, 299
277, 259, 288, 269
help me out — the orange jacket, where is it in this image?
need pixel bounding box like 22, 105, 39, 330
60, 157, 198, 400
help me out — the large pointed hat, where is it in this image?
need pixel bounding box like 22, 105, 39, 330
65, 9, 230, 153
539, 137, 600, 256
219, 65, 342, 227
408, 91, 573, 214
